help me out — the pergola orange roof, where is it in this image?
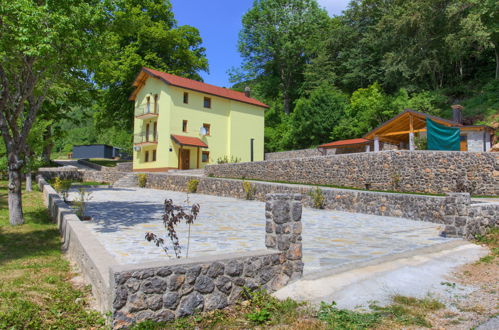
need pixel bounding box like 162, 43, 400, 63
318, 138, 371, 149
363, 109, 461, 144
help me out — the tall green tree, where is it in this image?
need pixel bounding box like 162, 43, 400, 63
0, 0, 106, 225
95, 0, 208, 130
331, 83, 395, 140
237, 0, 329, 114
288, 85, 348, 148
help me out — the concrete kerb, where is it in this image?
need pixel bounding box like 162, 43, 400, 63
301, 239, 469, 281
37, 175, 118, 312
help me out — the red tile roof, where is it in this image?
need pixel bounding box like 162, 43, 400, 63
318, 138, 371, 148
171, 135, 208, 148
139, 67, 269, 108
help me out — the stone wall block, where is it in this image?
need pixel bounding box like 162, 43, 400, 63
140, 277, 166, 294
167, 274, 185, 291
205, 292, 228, 311
147, 294, 163, 311
113, 286, 128, 309
207, 262, 225, 278
194, 275, 215, 294
162, 292, 180, 309
265, 234, 276, 249
215, 276, 232, 294
128, 292, 147, 313
176, 292, 204, 318
185, 266, 201, 284
225, 260, 243, 277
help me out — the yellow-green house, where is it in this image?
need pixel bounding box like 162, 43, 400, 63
130, 67, 268, 172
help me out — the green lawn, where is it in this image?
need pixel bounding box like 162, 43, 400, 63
88, 158, 129, 167
0, 181, 105, 328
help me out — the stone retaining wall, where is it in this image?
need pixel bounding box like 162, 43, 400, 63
207, 150, 499, 196
443, 194, 499, 238
110, 193, 303, 328
77, 159, 133, 172
38, 169, 498, 239
265, 148, 324, 160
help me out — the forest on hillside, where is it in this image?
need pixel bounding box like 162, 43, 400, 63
232, 0, 498, 152
2, 0, 498, 166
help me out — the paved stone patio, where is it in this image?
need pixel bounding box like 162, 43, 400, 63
69, 187, 453, 273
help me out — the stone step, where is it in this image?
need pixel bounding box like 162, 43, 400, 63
113, 174, 138, 188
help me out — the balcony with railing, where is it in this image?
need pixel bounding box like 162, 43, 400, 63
135, 103, 159, 119
133, 132, 158, 146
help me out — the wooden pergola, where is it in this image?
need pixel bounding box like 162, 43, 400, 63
364, 109, 461, 151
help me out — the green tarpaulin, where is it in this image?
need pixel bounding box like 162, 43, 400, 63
426, 118, 460, 151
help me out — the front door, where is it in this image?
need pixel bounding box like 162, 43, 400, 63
181, 149, 190, 169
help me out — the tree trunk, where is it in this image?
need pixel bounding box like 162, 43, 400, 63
8, 168, 24, 225
26, 172, 32, 192
283, 93, 291, 115
495, 48, 499, 80
42, 126, 53, 162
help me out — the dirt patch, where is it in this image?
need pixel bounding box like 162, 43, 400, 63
425, 248, 498, 329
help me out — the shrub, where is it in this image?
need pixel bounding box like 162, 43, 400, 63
145, 199, 200, 258
242, 181, 256, 200
187, 179, 199, 193
243, 288, 302, 326
308, 187, 325, 209
53, 176, 71, 202
137, 174, 147, 188
72, 188, 92, 220
216, 155, 241, 164
414, 136, 427, 150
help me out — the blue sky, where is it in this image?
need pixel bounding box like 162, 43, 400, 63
170, 0, 351, 87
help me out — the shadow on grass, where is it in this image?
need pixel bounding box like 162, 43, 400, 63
0, 226, 60, 266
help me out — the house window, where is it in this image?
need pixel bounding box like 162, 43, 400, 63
202, 151, 209, 162
183, 92, 189, 104
182, 120, 188, 132
152, 149, 157, 161
146, 96, 151, 113
145, 123, 150, 142
203, 123, 211, 136
204, 97, 211, 108
153, 122, 157, 141
154, 94, 158, 113
145, 151, 149, 162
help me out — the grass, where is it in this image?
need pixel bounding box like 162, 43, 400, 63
71, 181, 109, 186
214, 176, 498, 199
88, 158, 128, 167
474, 228, 499, 264
0, 181, 105, 328
131, 289, 444, 329
216, 176, 447, 197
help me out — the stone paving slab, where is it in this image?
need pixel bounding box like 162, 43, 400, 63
68, 187, 453, 273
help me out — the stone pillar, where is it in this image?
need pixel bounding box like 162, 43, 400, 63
442, 192, 471, 237
365, 144, 371, 152
265, 194, 303, 281
374, 136, 380, 152
409, 132, 415, 150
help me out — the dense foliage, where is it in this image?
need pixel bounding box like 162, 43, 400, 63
235, 0, 499, 152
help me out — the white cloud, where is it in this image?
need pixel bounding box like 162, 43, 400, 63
317, 0, 351, 16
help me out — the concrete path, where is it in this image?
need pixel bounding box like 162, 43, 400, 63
274, 240, 488, 309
